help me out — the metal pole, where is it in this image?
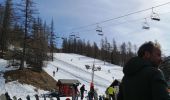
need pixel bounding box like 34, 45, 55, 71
92, 64, 94, 83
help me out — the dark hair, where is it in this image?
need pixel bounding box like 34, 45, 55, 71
137, 41, 156, 57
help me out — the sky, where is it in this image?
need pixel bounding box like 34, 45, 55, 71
1, 0, 170, 56
33, 0, 170, 56
0, 53, 123, 99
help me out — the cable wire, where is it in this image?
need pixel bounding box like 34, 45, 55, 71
58, 1, 170, 33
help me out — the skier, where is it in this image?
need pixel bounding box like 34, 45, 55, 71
53, 71, 55, 77
26, 95, 30, 100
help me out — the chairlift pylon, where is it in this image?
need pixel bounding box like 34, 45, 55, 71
151, 8, 160, 21
142, 18, 150, 30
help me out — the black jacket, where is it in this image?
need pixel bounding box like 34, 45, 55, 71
117, 57, 170, 100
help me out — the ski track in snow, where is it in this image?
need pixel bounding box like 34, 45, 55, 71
50, 63, 108, 88
53, 57, 111, 83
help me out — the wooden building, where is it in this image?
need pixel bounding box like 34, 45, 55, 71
57, 79, 80, 96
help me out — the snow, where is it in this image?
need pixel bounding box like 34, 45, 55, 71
0, 53, 124, 100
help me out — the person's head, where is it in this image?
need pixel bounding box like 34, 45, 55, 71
66, 98, 71, 100
137, 41, 162, 67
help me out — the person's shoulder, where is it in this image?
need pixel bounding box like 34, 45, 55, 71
144, 67, 165, 79
139, 66, 160, 78
142, 66, 158, 73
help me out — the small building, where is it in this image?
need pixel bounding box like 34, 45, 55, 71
57, 79, 81, 97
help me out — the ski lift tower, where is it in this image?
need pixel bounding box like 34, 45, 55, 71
85, 59, 101, 89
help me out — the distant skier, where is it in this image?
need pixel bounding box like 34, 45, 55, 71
53, 71, 55, 77
56, 67, 59, 72
5, 92, 12, 100
13, 96, 17, 100
18, 98, 22, 100
35, 94, 39, 100
99, 95, 102, 100
26, 95, 30, 100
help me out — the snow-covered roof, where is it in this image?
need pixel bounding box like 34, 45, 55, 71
58, 79, 80, 85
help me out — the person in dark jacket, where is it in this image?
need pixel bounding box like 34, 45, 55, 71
35, 94, 39, 100
18, 98, 22, 100
26, 95, 30, 100
5, 92, 12, 100
80, 84, 86, 100
72, 83, 79, 100
117, 41, 170, 100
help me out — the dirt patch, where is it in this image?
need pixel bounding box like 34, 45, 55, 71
4, 68, 58, 91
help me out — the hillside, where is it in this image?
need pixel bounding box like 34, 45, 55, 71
4, 68, 58, 91
0, 53, 124, 99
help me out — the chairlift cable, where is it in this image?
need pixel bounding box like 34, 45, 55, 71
58, 1, 170, 34
57, 10, 170, 37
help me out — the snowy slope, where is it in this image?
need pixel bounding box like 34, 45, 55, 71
0, 53, 124, 100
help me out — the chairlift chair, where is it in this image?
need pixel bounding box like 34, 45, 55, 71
151, 8, 160, 21
55, 36, 60, 38
96, 26, 102, 32
142, 19, 150, 30
70, 34, 75, 37
143, 25, 150, 30
76, 36, 80, 38
151, 12, 160, 21
96, 25, 103, 36
98, 33, 103, 36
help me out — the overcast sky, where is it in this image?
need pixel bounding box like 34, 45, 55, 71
4, 0, 170, 56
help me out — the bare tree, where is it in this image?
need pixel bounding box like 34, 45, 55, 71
17, 0, 36, 70
0, 0, 13, 58
50, 19, 55, 61
120, 42, 127, 66
26, 17, 48, 71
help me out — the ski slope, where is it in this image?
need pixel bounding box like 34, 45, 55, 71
0, 53, 124, 100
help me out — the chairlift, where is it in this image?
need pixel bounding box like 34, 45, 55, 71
85, 65, 91, 69
151, 8, 160, 21
96, 26, 102, 32
55, 36, 60, 38
76, 36, 80, 38
98, 33, 103, 36
142, 18, 150, 30
97, 66, 101, 71
70, 34, 75, 37
96, 25, 103, 36
142, 24, 150, 29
